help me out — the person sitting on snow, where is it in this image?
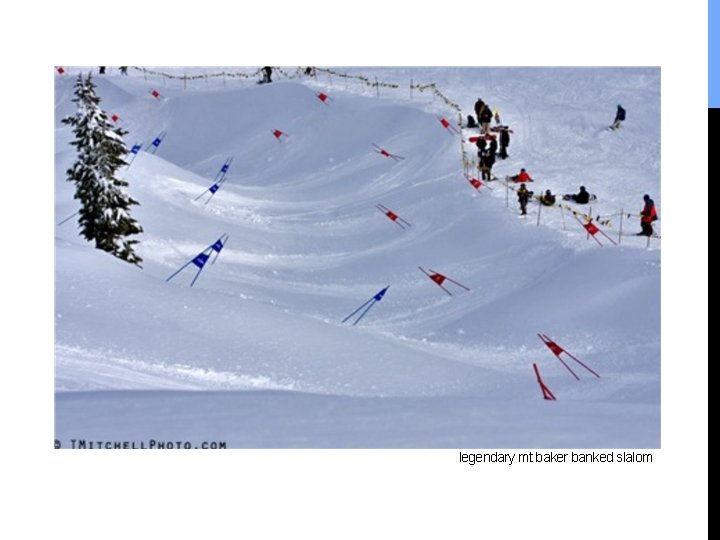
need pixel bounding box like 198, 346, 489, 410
539, 189, 556, 206
565, 186, 590, 204
510, 168, 533, 183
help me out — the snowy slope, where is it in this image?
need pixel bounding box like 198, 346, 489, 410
54, 67, 660, 448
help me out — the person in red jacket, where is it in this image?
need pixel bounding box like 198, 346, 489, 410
637, 194, 658, 236
511, 168, 533, 183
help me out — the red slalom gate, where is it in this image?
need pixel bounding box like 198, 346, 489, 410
466, 175, 494, 191
150, 89, 161, 99
537, 333, 600, 379
573, 214, 617, 247
376, 204, 412, 229
272, 129, 288, 141
372, 143, 405, 161
533, 363, 557, 400
56, 67, 65, 75
317, 92, 332, 104
418, 267, 470, 296
438, 116, 460, 135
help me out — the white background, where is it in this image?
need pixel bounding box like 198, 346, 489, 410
1, 1, 707, 538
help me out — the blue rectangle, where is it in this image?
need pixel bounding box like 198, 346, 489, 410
131, 144, 142, 154
221, 164, 230, 173
209, 184, 220, 193
152, 138, 162, 147
192, 253, 209, 269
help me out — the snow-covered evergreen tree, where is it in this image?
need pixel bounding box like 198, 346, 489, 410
62, 74, 143, 266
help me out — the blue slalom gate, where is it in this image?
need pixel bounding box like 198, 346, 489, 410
165, 233, 229, 286
342, 286, 390, 325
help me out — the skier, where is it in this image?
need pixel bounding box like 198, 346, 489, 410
261, 66, 273, 84
119, 66, 128, 76
637, 194, 658, 236
610, 104, 626, 130
539, 189, 556, 206
517, 184, 533, 215
564, 186, 590, 204
498, 127, 510, 159
98, 66, 106, 75
510, 168, 533, 183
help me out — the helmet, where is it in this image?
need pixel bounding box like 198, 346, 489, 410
643, 194, 650, 201
580, 186, 586, 191
521, 168, 526, 172
546, 189, 552, 195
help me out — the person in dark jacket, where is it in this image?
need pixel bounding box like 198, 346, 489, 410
610, 104, 626, 130
565, 186, 590, 204
481, 149, 496, 180
488, 136, 498, 157
474, 98, 484, 126
119, 66, 128, 75
261, 66, 273, 83
98, 66, 106, 75
637, 194, 658, 236
539, 189, 556, 206
479, 104, 493, 134
498, 127, 510, 159
517, 184, 533, 215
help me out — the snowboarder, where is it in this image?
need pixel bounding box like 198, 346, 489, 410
510, 168, 533, 183
119, 66, 128, 76
637, 194, 657, 236
517, 184, 533, 215
498, 127, 510, 159
539, 189, 556, 206
610, 104, 626, 130
261, 66, 273, 84
474, 98, 485, 126
564, 186, 590, 204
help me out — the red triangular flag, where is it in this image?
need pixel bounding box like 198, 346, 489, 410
430, 273, 446, 286
111, 114, 120, 123
56, 67, 65, 75
317, 92, 328, 102
151, 89, 160, 99
273, 129, 284, 139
